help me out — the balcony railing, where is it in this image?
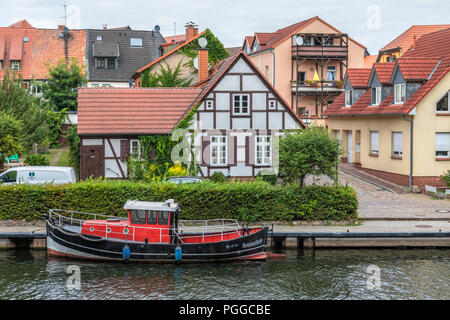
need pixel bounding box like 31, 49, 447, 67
291, 80, 344, 94
292, 45, 348, 59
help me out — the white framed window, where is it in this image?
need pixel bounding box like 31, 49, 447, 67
345, 90, 352, 107
370, 131, 379, 155
392, 132, 403, 157
130, 37, 143, 46
371, 87, 382, 105
255, 136, 272, 166
210, 136, 227, 165
233, 94, 249, 114
435, 133, 450, 159
130, 139, 142, 159
10, 60, 20, 71
436, 91, 449, 113
206, 100, 213, 109
269, 100, 276, 109
326, 66, 336, 81
394, 83, 406, 104
96, 35, 102, 41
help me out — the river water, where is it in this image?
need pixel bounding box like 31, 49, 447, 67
0, 248, 448, 300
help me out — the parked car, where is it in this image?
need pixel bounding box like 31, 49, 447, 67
166, 176, 202, 184
0, 166, 76, 185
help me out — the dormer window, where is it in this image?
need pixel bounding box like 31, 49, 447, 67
371, 87, 382, 105
253, 40, 260, 52
130, 37, 143, 47
345, 90, 352, 107
436, 91, 449, 113
394, 83, 406, 104
96, 35, 102, 41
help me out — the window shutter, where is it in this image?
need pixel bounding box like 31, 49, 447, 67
436, 133, 450, 153
202, 136, 210, 166
228, 136, 237, 165
245, 136, 255, 166
120, 140, 130, 161
393, 132, 402, 154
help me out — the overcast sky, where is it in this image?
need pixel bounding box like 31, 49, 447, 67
1, 0, 449, 54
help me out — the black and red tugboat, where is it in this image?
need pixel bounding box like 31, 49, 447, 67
44, 199, 269, 262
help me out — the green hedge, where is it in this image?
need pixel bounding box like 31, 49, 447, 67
0, 180, 358, 222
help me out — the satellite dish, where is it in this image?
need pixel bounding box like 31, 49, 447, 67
295, 35, 304, 46
198, 37, 208, 49
193, 57, 198, 69
154, 25, 160, 32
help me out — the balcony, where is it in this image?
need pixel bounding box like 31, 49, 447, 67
292, 45, 348, 59
291, 80, 344, 95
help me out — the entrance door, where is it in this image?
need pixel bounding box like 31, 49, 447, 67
81, 145, 104, 179
347, 131, 352, 163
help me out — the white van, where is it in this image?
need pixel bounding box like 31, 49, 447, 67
0, 167, 76, 185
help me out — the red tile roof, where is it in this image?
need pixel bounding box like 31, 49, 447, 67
77, 87, 203, 135
346, 68, 372, 88
325, 28, 450, 117
254, 33, 278, 46
164, 34, 186, 43
395, 57, 441, 81
9, 20, 34, 29
380, 25, 450, 54
248, 16, 366, 54
372, 62, 395, 84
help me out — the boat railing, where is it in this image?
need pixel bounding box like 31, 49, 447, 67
48, 210, 247, 244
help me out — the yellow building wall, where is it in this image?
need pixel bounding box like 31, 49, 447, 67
143, 52, 197, 85
412, 71, 450, 177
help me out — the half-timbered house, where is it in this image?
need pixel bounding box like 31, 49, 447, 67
77, 51, 305, 180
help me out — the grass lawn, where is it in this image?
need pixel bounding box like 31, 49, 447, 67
54, 148, 71, 167
43, 149, 60, 164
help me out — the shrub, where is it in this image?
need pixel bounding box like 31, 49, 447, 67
24, 154, 50, 166
0, 180, 358, 222
440, 170, 450, 187
210, 171, 227, 183
257, 171, 278, 185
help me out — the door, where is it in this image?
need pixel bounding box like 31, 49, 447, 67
81, 145, 104, 179
347, 131, 352, 163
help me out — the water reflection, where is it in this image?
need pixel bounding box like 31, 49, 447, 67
0, 249, 448, 300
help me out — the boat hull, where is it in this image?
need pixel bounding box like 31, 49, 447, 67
46, 221, 268, 263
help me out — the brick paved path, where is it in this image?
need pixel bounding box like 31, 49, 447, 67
306, 171, 450, 220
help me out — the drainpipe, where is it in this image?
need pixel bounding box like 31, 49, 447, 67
271, 49, 275, 86
402, 114, 413, 190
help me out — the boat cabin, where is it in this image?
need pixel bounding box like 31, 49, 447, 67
81, 199, 180, 243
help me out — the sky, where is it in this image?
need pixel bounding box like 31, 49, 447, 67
1, 0, 449, 54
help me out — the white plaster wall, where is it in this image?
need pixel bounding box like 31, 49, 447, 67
229, 58, 253, 73
216, 113, 230, 129
232, 118, 251, 129
252, 113, 266, 129
199, 113, 214, 129
215, 93, 230, 110
214, 75, 240, 91
242, 75, 268, 91
269, 112, 283, 129
253, 93, 266, 110
105, 159, 122, 178
285, 113, 300, 129
105, 139, 121, 157
230, 164, 252, 177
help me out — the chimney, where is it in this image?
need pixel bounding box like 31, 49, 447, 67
58, 25, 65, 31
198, 48, 209, 82
185, 22, 198, 41
103, 24, 107, 30
412, 35, 417, 49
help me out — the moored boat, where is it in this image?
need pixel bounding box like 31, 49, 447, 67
44, 199, 269, 262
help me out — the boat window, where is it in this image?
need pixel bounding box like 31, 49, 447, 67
130, 210, 146, 224
148, 210, 158, 224
158, 211, 169, 225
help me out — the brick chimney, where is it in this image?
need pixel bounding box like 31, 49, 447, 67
185, 22, 198, 41
103, 24, 108, 30
58, 25, 65, 30
198, 48, 209, 82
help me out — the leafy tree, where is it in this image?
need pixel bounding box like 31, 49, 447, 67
279, 127, 340, 187
42, 58, 87, 111
0, 70, 51, 152
0, 112, 23, 166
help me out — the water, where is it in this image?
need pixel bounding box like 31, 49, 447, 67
0, 248, 448, 300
